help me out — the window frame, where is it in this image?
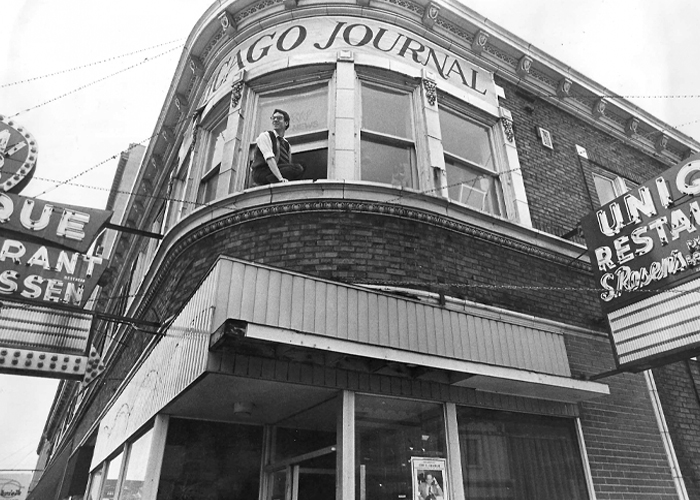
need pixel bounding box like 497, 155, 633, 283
191, 104, 228, 207
592, 171, 634, 206
241, 67, 336, 189
437, 97, 506, 216
357, 71, 421, 189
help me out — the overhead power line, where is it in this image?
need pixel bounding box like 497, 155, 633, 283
10, 44, 183, 118
1, 39, 184, 88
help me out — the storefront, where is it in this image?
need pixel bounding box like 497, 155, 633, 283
82, 257, 606, 500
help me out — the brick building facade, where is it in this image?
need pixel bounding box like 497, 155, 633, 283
28, 0, 700, 499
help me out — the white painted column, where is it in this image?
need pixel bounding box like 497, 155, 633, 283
444, 403, 465, 500
497, 107, 532, 227
333, 52, 356, 180
141, 415, 170, 500
221, 70, 248, 195
337, 390, 355, 500
419, 70, 448, 197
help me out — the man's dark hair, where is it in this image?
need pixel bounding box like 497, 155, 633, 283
273, 108, 290, 130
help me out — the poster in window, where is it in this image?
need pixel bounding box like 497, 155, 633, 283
411, 457, 448, 500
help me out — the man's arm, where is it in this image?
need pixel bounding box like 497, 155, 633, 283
256, 132, 287, 182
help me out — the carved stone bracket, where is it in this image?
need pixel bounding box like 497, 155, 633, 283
422, 2, 440, 28
218, 11, 237, 37
161, 126, 173, 143
423, 79, 437, 106
556, 78, 572, 98
189, 56, 204, 78
625, 117, 639, 137
592, 98, 606, 119
471, 30, 490, 53
517, 56, 532, 78
655, 133, 669, 153
174, 94, 189, 115
501, 116, 514, 143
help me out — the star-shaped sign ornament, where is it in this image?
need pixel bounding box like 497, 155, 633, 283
0, 114, 38, 194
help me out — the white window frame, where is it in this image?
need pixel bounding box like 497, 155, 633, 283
241, 67, 335, 190
437, 98, 507, 217
357, 70, 421, 189
592, 171, 632, 206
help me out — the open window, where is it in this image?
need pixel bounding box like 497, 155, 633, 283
438, 104, 503, 216
246, 68, 333, 187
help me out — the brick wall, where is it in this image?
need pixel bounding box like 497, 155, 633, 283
567, 333, 679, 499
496, 77, 670, 239
653, 360, 700, 499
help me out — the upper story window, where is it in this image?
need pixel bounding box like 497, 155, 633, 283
195, 105, 227, 205
592, 172, 634, 206
171, 63, 527, 225
247, 69, 332, 186
360, 81, 416, 188
439, 105, 503, 216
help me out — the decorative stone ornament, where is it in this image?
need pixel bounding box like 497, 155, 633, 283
284, 0, 298, 9
189, 56, 204, 78
0, 115, 38, 194
501, 117, 514, 143
422, 2, 440, 28
655, 133, 669, 153
174, 94, 189, 114
592, 98, 606, 119
625, 117, 639, 137
423, 79, 437, 106
517, 56, 533, 78
231, 81, 245, 108
556, 78, 572, 98
161, 126, 174, 143
471, 30, 490, 53
218, 11, 236, 37
356, 0, 370, 6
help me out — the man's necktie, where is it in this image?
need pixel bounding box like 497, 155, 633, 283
278, 137, 291, 164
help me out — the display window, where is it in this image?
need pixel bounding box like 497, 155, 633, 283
456, 407, 588, 500
355, 394, 447, 500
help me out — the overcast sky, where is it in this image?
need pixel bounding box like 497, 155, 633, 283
2, 0, 700, 472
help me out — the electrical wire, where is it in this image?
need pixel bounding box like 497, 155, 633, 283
9, 44, 183, 118
1, 39, 184, 88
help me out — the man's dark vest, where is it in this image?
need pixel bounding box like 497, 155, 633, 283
251, 131, 279, 170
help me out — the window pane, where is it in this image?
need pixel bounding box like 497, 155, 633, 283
439, 109, 494, 171
362, 85, 413, 140
119, 429, 154, 500
156, 419, 263, 500
86, 469, 103, 500
361, 140, 414, 188
256, 85, 328, 136
197, 167, 220, 205
294, 148, 328, 181
593, 174, 617, 205
355, 395, 446, 500
445, 160, 502, 216
208, 120, 226, 171
101, 452, 123, 500
457, 407, 588, 500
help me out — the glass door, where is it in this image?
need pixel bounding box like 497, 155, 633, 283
266, 446, 336, 500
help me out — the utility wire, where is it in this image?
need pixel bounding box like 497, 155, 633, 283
9, 45, 183, 118
1, 39, 184, 88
